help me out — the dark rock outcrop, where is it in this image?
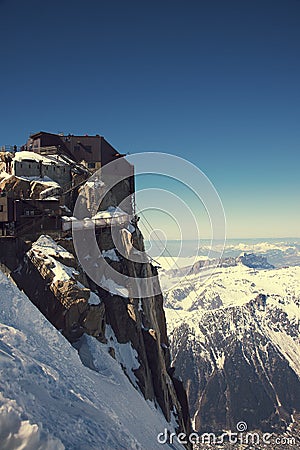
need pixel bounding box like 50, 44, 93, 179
237, 253, 275, 269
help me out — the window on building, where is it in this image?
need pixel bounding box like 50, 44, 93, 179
87, 162, 96, 169
0, 205, 3, 212
25, 209, 34, 216
85, 146, 92, 153
74, 145, 80, 151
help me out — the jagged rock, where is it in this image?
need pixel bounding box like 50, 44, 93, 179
83, 304, 106, 338
0, 173, 60, 199
64, 299, 106, 341
13, 236, 106, 343
52, 279, 90, 307
0, 175, 31, 198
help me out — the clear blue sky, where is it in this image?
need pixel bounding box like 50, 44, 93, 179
1, 0, 299, 238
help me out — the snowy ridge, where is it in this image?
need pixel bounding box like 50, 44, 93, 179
0, 271, 184, 449
28, 235, 100, 305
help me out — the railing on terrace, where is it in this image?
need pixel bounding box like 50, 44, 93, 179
0, 145, 22, 152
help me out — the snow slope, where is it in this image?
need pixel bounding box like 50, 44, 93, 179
0, 272, 183, 450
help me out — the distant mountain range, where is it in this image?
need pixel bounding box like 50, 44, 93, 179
155, 238, 300, 269
161, 249, 300, 439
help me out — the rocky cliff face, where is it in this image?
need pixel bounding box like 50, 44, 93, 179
11, 228, 191, 441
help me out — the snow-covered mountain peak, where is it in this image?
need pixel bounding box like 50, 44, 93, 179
162, 254, 300, 435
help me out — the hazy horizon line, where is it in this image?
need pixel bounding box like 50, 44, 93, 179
144, 237, 300, 242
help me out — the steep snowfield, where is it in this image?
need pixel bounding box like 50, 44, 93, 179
0, 272, 183, 450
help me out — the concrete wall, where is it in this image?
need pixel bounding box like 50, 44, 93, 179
14, 160, 40, 178
14, 160, 72, 187
41, 163, 71, 186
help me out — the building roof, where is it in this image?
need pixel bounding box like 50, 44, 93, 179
30, 131, 103, 139
14, 151, 69, 166
29, 132, 126, 159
